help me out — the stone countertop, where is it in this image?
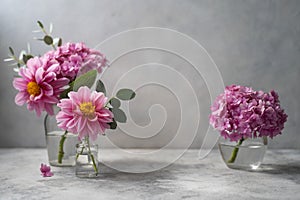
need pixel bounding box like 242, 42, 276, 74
0, 149, 299, 200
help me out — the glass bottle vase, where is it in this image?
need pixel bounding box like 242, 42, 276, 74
218, 137, 267, 170
44, 112, 78, 167
75, 137, 99, 178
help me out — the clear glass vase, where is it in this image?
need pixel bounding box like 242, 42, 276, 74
75, 138, 99, 178
218, 137, 267, 170
44, 113, 78, 167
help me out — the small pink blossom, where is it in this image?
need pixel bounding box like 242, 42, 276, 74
13, 57, 69, 116
209, 85, 288, 141
40, 163, 53, 177
56, 86, 113, 140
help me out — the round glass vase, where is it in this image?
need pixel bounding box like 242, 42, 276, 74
75, 138, 99, 178
218, 137, 267, 170
44, 113, 78, 167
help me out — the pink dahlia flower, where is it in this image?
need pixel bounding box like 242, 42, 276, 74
42, 42, 108, 81
56, 86, 113, 140
13, 57, 69, 116
209, 85, 288, 141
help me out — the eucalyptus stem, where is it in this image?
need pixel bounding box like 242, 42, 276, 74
11, 55, 25, 66
39, 24, 57, 50
57, 131, 68, 164
227, 138, 244, 163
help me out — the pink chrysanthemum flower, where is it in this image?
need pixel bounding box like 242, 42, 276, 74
13, 57, 69, 116
56, 86, 113, 140
42, 42, 108, 81
209, 85, 288, 141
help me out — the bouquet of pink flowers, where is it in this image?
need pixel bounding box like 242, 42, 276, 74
6, 21, 135, 175
209, 85, 287, 163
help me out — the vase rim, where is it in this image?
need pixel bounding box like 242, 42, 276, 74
218, 142, 266, 149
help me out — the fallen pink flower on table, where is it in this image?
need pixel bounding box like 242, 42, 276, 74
40, 163, 53, 177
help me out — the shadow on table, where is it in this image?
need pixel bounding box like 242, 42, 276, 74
95, 160, 206, 182
255, 163, 300, 184
258, 163, 300, 174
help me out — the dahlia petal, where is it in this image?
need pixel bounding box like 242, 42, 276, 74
35, 67, 44, 84
15, 91, 28, 106
27, 57, 42, 72
34, 102, 43, 117
78, 117, 87, 133
13, 78, 28, 91
46, 63, 60, 73
44, 103, 54, 115
41, 96, 59, 104
68, 91, 81, 105
19, 68, 33, 81
43, 72, 56, 83
66, 117, 78, 129
78, 86, 91, 103
52, 78, 69, 89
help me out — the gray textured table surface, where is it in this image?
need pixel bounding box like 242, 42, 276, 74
0, 149, 299, 200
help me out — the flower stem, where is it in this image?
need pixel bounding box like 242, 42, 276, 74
227, 138, 244, 163
87, 138, 98, 175
57, 131, 68, 164
76, 146, 84, 160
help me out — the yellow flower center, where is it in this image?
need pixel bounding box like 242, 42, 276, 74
27, 81, 41, 96
79, 102, 95, 118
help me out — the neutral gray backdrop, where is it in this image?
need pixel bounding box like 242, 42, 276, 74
0, 0, 299, 148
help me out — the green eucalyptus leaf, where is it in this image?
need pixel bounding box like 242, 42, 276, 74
112, 108, 127, 123
3, 57, 14, 62
60, 81, 74, 99
44, 35, 53, 45
22, 54, 34, 64
73, 70, 97, 91
37, 21, 44, 28
58, 38, 62, 47
116, 89, 136, 100
108, 119, 117, 129
27, 54, 33, 60
9, 47, 14, 55
95, 79, 106, 95
22, 54, 27, 64
110, 98, 121, 108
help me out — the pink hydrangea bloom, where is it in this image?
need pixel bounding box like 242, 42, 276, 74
40, 163, 53, 177
13, 57, 69, 116
42, 42, 108, 81
209, 85, 288, 141
56, 86, 113, 140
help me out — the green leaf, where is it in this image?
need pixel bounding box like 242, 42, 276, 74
22, 54, 27, 64
110, 98, 121, 108
73, 70, 97, 91
58, 38, 62, 47
95, 79, 106, 95
37, 20, 44, 28
44, 35, 53, 45
9, 47, 14, 55
112, 108, 127, 123
116, 89, 136, 100
22, 54, 34, 64
108, 118, 117, 129
60, 81, 74, 99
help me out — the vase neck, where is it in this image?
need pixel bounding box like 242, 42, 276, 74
81, 136, 90, 145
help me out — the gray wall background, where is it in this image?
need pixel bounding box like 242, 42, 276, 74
0, 0, 299, 148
